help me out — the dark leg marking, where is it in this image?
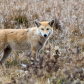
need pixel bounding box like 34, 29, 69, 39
1, 46, 12, 64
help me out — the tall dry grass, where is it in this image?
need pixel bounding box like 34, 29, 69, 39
0, 0, 84, 84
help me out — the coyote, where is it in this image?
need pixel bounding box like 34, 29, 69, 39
0, 20, 54, 64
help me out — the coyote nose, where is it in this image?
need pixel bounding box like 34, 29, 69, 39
44, 34, 47, 37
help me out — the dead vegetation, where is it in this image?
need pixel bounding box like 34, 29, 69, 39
0, 0, 84, 84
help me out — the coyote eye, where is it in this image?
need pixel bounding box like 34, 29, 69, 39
41, 28, 44, 30
47, 28, 49, 30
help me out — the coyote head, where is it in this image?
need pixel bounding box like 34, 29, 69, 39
35, 20, 54, 38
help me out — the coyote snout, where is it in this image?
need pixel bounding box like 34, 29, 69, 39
0, 20, 54, 64
44, 34, 47, 37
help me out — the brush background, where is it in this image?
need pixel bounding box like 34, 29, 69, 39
0, 0, 84, 84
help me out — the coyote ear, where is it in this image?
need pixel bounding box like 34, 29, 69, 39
35, 21, 41, 27
49, 20, 54, 27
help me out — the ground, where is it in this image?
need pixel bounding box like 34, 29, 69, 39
0, 0, 84, 84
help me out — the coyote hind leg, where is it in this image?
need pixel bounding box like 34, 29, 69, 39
0, 46, 12, 64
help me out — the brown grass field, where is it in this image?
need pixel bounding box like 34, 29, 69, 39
0, 0, 84, 84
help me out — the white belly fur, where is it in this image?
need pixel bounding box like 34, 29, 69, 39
8, 42, 31, 51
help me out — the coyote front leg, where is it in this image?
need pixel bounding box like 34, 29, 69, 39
36, 50, 39, 61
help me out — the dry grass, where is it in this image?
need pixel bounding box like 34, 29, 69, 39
0, 0, 84, 84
